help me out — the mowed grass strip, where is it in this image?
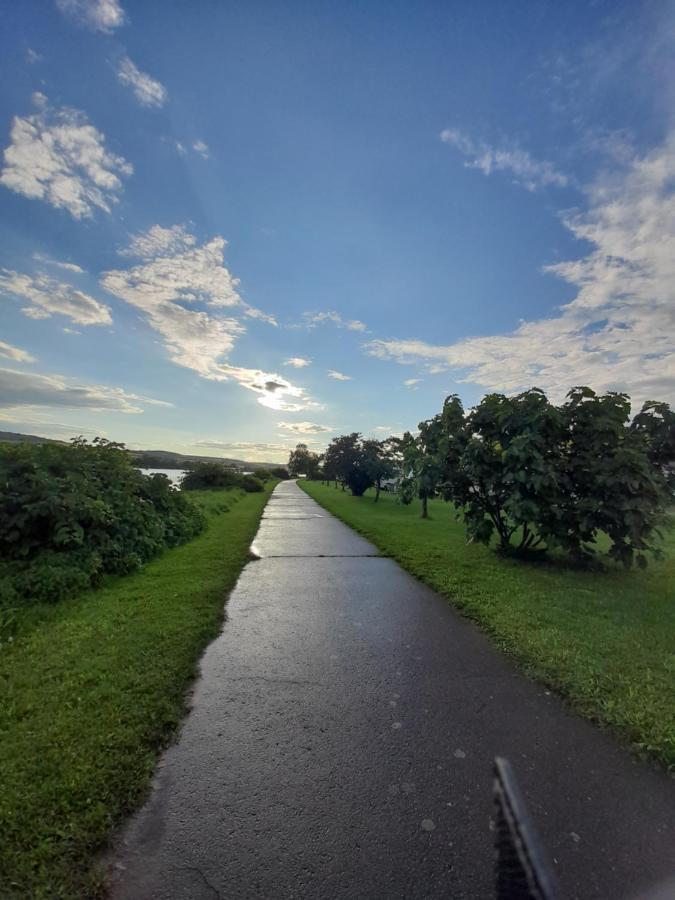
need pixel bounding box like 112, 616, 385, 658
0, 486, 271, 899
301, 481, 675, 771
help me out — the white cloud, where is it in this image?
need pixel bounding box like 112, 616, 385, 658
101, 226, 317, 410
116, 55, 167, 108
327, 370, 352, 381
304, 310, 367, 331
26, 48, 43, 64
0, 367, 168, 415
284, 357, 312, 368
0, 269, 112, 325
120, 224, 196, 259
373, 425, 391, 432
33, 253, 84, 274
0, 341, 36, 363
404, 378, 421, 387
278, 421, 332, 434
0, 93, 132, 219
217, 365, 316, 412
192, 140, 209, 159
56, 0, 125, 33
366, 131, 675, 406
440, 128, 568, 192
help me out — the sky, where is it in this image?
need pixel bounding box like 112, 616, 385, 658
0, 0, 673, 463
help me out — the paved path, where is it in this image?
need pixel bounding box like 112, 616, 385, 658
110, 481, 675, 899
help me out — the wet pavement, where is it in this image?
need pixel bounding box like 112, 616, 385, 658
109, 480, 675, 899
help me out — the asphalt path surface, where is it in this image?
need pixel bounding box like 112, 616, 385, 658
109, 481, 675, 899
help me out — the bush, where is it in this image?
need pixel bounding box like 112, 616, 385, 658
270, 467, 290, 480
0, 439, 205, 606
239, 474, 264, 493
180, 462, 241, 491
180, 462, 264, 493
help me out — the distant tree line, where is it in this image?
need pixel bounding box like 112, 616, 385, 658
288, 387, 675, 568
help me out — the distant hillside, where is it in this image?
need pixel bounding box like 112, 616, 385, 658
0, 431, 62, 445
0, 431, 281, 471
131, 449, 280, 471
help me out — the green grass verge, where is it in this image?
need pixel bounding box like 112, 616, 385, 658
0, 485, 271, 899
301, 481, 675, 772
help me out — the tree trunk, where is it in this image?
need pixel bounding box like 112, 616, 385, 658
421, 493, 428, 519
374, 480, 380, 503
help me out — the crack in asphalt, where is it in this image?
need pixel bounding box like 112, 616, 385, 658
179, 864, 221, 899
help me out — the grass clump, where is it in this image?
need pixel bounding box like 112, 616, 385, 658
301, 481, 675, 771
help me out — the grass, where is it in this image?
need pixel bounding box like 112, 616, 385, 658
0, 485, 271, 899
301, 481, 675, 772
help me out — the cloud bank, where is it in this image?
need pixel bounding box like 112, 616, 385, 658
367, 132, 675, 405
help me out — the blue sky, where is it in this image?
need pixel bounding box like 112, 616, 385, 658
0, 0, 673, 462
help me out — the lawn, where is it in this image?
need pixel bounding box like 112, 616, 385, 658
301, 481, 675, 772
0, 485, 271, 899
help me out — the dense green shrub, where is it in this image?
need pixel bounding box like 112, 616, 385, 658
239, 474, 265, 493
270, 466, 290, 480
433, 388, 674, 567
180, 462, 241, 490
0, 438, 205, 606
180, 461, 264, 493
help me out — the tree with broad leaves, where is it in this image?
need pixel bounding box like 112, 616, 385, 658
361, 438, 396, 502
287, 444, 321, 479
438, 386, 673, 568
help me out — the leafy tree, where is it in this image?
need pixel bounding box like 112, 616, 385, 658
449, 389, 563, 550
437, 387, 673, 567
551, 388, 671, 567
288, 444, 321, 479
270, 466, 290, 480
630, 400, 675, 485
395, 418, 444, 518
322, 433, 374, 496
362, 439, 396, 502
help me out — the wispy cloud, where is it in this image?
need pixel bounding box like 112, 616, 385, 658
116, 55, 167, 108
367, 131, 675, 406
0, 93, 132, 219
283, 357, 312, 368
26, 48, 43, 64
0, 270, 112, 325
0, 341, 36, 363
192, 140, 209, 159
404, 378, 421, 388
278, 421, 332, 434
0, 367, 168, 416
33, 253, 84, 274
303, 310, 367, 332
56, 0, 126, 33
327, 370, 352, 381
440, 128, 568, 192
